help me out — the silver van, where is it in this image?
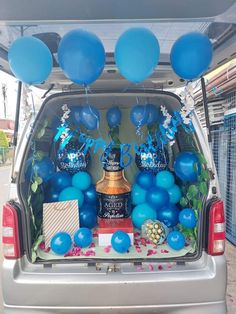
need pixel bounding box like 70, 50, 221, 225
1, 0, 236, 313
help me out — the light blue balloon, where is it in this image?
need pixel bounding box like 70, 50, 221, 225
58, 29, 105, 85
131, 203, 157, 229
155, 170, 175, 190
72, 171, 92, 191
74, 228, 93, 248
51, 232, 72, 255
59, 186, 84, 206
111, 231, 131, 254
170, 32, 213, 80
8, 36, 53, 85
167, 231, 185, 251
167, 184, 182, 204
131, 184, 147, 205
115, 27, 160, 83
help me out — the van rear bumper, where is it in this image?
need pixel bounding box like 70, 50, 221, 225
2, 252, 227, 314
3, 301, 227, 314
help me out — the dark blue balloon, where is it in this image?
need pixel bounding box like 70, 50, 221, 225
80, 204, 97, 229
130, 105, 148, 127
156, 204, 179, 228
179, 208, 197, 229
58, 29, 105, 85
84, 185, 97, 204
45, 186, 60, 203
106, 106, 122, 128
131, 203, 157, 229
167, 231, 185, 251
115, 27, 160, 83
74, 228, 93, 248
33, 156, 55, 182
136, 171, 155, 190
24, 157, 34, 181
80, 105, 100, 130
146, 186, 170, 208
51, 232, 72, 255
170, 32, 213, 80
8, 36, 53, 85
49, 171, 72, 192
174, 152, 201, 182
146, 104, 160, 125
111, 231, 131, 253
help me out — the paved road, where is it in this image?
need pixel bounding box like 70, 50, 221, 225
0, 166, 11, 314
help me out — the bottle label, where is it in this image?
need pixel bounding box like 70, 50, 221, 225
97, 192, 131, 219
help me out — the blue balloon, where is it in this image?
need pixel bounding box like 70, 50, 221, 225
111, 231, 131, 254
59, 186, 84, 206
115, 27, 160, 83
71, 107, 82, 125
174, 152, 201, 182
106, 106, 122, 128
179, 208, 197, 229
24, 157, 34, 181
80, 204, 97, 229
156, 204, 179, 228
146, 104, 160, 125
167, 231, 185, 251
74, 228, 93, 248
170, 32, 213, 80
84, 185, 97, 204
155, 170, 175, 190
72, 171, 92, 191
136, 171, 155, 190
80, 105, 100, 130
146, 186, 169, 209
58, 29, 105, 85
33, 156, 55, 182
8, 36, 53, 85
131, 183, 147, 205
131, 203, 157, 229
167, 184, 182, 204
130, 105, 148, 127
49, 171, 72, 192
51, 232, 72, 255
45, 186, 60, 203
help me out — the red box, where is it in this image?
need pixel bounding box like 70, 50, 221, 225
98, 218, 134, 246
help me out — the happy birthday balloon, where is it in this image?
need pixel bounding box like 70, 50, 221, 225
58, 29, 105, 85
56, 141, 90, 174
130, 105, 148, 127
170, 32, 213, 80
115, 27, 160, 83
174, 152, 201, 182
106, 106, 122, 128
8, 36, 53, 85
80, 105, 100, 130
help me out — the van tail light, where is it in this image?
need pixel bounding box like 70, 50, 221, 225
2, 203, 21, 259
208, 200, 225, 256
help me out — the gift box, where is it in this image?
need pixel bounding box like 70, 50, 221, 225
98, 218, 134, 246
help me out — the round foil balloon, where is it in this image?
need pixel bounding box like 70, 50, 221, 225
135, 144, 168, 174
56, 141, 90, 174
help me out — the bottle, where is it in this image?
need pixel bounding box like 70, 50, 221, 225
96, 147, 131, 219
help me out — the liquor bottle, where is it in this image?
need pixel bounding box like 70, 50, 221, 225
96, 147, 131, 219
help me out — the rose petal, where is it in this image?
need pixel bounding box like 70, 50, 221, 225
148, 264, 154, 271
39, 242, 45, 250
158, 265, 163, 271
136, 265, 144, 272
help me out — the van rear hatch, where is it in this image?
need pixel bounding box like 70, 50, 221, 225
15, 89, 215, 264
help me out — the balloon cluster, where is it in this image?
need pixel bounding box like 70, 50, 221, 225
8, 29, 212, 86
131, 170, 182, 229
46, 170, 97, 229
50, 227, 93, 255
